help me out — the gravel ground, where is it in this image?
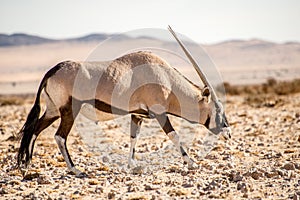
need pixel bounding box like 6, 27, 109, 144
0, 93, 300, 199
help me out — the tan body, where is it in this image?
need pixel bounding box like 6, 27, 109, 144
46, 51, 209, 123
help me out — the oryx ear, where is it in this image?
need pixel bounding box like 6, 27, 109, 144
202, 86, 211, 103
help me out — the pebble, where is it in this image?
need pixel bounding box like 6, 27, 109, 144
102, 156, 110, 163
282, 163, 296, 171
237, 182, 247, 193
167, 188, 188, 196
244, 169, 264, 180
131, 166, 144, 175
228, 172, 243, 182
107, 190, 116, 199
88, 179, 99, 185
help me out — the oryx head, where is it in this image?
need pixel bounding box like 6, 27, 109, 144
168, 26, 231, 139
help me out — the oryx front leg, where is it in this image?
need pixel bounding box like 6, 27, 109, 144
128, 115, 142, 168
155, 113, 197, 169
54, 98, 86, 177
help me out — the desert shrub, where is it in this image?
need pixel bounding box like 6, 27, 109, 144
223, 78, 300, 96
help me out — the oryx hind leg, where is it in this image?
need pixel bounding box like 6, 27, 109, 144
155, 113, 197, 169
54, 97, 85, 177
27, 94, 60, 167
128, 115, 143, 168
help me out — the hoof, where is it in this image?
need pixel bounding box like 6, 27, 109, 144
18, 161, 30, 178
20, 168, 29, 178
75, 172, 88, 178
127, 159, 137, 169
187, 161, 199, 170
69, 167, 87, 178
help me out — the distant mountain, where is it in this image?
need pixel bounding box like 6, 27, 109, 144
0, 33, 56, 46
1, 33, 299, 49
66, 33, 109, 43
0, 33, 134, 47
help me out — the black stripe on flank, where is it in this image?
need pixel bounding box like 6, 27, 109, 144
83, 99, 127, 115
84, 99, 151, 118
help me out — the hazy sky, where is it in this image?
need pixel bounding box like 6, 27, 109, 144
0, 0, 299, 43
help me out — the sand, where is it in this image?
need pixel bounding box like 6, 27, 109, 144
0, 92, 299, 199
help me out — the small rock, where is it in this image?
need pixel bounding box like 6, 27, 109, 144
144, 184, 153, 190
151, 145, 159, 151
182, 183, 194, 188
237, 182, 248, 193
127, 185, 138, 192
23, 172, 39, 180
73, 190, 80, 195
78, 147, 84, 152
8, 180, 21, 185
18, 186, 26, 191
277, 169, 288, 177
251, 171, 262, 180
0, 187, 8, 195
284, 149, 296, 154
244, 168, 263, 180
53, 185, 59, 189
88, 179, 99, 185
282, 163, 295, 170
244, 127, 252, 132
96, 165, 110, 172
228, 172, 243, 182
102, 156, 109, 163
265, 171, 279, 178
56, 155, 64, 162
95, 187, 104, 193
107, 190, 116, 199
167, 188, 188, 196
131, 166, 144, 175
37, 175, 51, 184
242, 193, 249, 198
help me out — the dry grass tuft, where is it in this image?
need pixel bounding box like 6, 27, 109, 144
223, 78, 300, 96
222, 78, 300, 107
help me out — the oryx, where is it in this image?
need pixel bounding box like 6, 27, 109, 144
17, 26, 231, 177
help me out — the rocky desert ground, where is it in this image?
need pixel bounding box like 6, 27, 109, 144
0, 80, 300, 199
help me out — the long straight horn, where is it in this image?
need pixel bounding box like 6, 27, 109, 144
168, 25, 218, 102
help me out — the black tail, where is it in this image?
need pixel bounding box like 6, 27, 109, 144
17, 79, 46, 168
17, 64, 62, 169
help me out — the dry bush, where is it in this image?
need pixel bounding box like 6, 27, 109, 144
223, 78, 300, 96
222, 78, 300, 107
